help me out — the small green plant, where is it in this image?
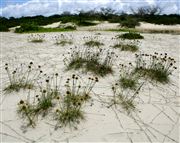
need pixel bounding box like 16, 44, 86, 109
113, 44, 138, 52
117, 32, 144, 40
134, 53, 177, 83
54, 108, 84, 129
119, 63, 139, 90
63, 47, 115, 77
54, 75, 98, 129
113, 37, 140, 52
28, 34, 45, 43
17, 73, 61, 127
35, 73, 61, 116
17, 100, 37, 128
108, 83, 140, 115
84, 36, 104, 48
120, 18, 140, 28
4, 62, 42, 93
53, 34, 73, 46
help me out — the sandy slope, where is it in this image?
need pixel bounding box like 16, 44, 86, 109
0, 31, 180, 142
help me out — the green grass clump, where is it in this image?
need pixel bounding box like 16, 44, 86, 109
56, 40, 72, 46
34, 90, 54, 117
134, 53, 177, 83
84, 40, 104, 48
109, 84, 138, 114
4, 62, 41, 93
64, 47, 115, 77
28, 34, 45, 43
118, 32, 144, 40
54, 108, 84, 128
54, 75, 97, 129
119, 63, 138, 90
113, 44, 138, 52
4, 83, 34, 93
120, 77, 137, 90
54, 34, 73, 46
17, 100, 37, 127
84, 36, 104, 48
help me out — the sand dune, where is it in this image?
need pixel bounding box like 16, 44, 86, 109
0, 30, 180, 142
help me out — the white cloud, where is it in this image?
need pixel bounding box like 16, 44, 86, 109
1, 0, 179, 18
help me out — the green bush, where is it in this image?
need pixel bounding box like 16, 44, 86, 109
77, 21, 97, 26
0, 25, 9, 32
118, 32, 144, 40
120, 18, 140, 28
15, 23, 39, 33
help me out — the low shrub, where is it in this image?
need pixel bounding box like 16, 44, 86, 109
118, 32, 144, 40
120, 18, 140, 28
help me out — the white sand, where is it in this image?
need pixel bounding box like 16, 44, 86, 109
0, 30, 180, 142
136, 22, 180, 33
42, 22, 61, 28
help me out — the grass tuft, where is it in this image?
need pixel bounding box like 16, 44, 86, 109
119, 63, 138, 90
84, 36, 104, 48
28, 34, 45, 43
54, 34, 73, 46
134, 53, 177, 83
64, 47, 115, 77
113, 44, 138, 52
53, 75, 97, 129
4, 62, 42, 93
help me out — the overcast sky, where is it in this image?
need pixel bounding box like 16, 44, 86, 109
0, 0, 179, 18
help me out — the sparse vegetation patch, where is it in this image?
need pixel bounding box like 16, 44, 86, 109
84, 36, 104, 48
134, 53, 177, 83
64, 47, 115, 77
54, 34, 73, 46
28, 34, 45, 43
4, 62, 42, 93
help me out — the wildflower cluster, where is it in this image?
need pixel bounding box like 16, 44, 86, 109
63, 47, 116, 77
53, 75, 98, 128
4, 62, 42, 93
53, 34, 73, 46
113, 38, 140, 52
135, 52, 177, 83
119, 63, 139, 90
83, 36, 104, 48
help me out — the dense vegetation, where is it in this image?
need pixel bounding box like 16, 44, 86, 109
0, 7, 180, 32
